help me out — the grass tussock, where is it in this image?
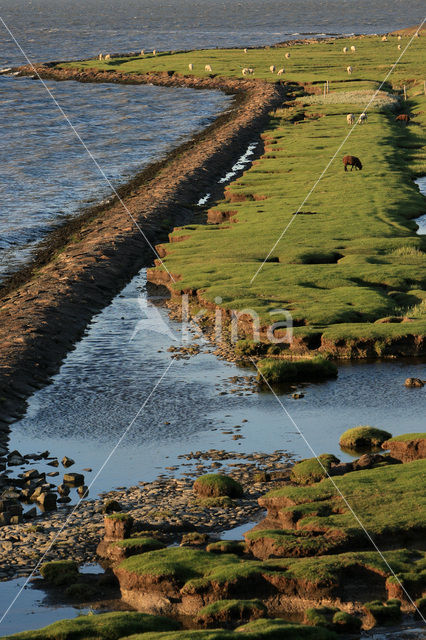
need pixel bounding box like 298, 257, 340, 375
339, 426, 392, 451
257, 357, 338, 384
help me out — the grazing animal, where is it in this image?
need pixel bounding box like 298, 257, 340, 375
347, 113, 355, 125
140, 50, 145, 56
98, 53, 103, 60
285, 52, 291, 59
248, 67, 254, 74
205, 64, 212, 72
382, 36, 388, 42
105, 54, 111, 60
343, 155, 362, 171
347, 65, 353, 74
244, 48, 247, 53
397, 44, 401, 50
188, 63, 194, 71
242, 67, 249, 75
398, 35, 402, 40
343, 46, 348, 53
269, 65, 276, 73
395, 114, 410, 124
153, 49, 157, 55
351, 45, 356, 52
277, 68, 285, 75
358, 112, 367, 124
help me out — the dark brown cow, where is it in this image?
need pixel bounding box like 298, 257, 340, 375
343, 155, 363, 172
395, 114, 410, 124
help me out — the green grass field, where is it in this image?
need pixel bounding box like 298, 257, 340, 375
62, 34, 426, 352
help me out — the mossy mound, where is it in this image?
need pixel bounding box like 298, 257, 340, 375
122, 619, 338, 639
194, 496, 235, 508
206, 540, 246, 555
257, 357, 337, 384
364, 599, 402, 625
195, 599, 267, 627
114, 537, 166, 553
181, 532, 209, 547
304, 607, 362, 633
235, 339, 267, 357
193, 474, 243, 498
4, 611, 180, 639
339, 426, 392, 451
39, 560, 79, 586
102, 499, 122, 514
64, 582, 98, 600
290, 454, 339, 485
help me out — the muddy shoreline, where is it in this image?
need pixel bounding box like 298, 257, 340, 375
0, 66, 286, 433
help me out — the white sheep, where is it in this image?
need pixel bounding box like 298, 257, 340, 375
105, 54, 111, 60
285, 52, 291, 59
244, 48, 247, 53
153, 49, 157, 55
343, 46, 348, 53
188, 63, 194, 71
98, 53, 103, 61
358, 112, 367, 124
205, 64, 212, 72
277, 68, 285, 75
248, 67, 254, 74
347, 65, 353, 74
398, 35, 402, 40
351, 45, 356, 52
242, 67, 249, 75
347, 113, 355, 125
140, 50, 145, 56
398, 44, 401, 50
382, 36, 388, 42
269, 65, 276, 73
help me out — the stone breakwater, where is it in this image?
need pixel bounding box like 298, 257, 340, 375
0, 450, 293, 580
0, 65, 287, 433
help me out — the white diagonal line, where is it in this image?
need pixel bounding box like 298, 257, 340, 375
0, 16, 177, 285
250, 18, 426, 283
253, 358, 426, 622
0, 357, 175, 626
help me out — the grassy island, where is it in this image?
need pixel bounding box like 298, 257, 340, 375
60, 32, 426, 358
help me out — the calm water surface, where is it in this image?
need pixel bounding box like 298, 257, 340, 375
7, 270, 425, 495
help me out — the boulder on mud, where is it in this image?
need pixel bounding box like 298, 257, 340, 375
63, 472, 84, 486
40, 560, 79, 586
404, 377, 424, 388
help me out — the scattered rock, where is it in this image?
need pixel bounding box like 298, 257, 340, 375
62, 456, 75, 468
404, 377, 424, 388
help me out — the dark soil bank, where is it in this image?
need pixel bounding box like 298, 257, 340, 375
0, 65, 286, 431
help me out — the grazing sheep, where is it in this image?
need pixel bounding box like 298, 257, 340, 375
343, 155, 363, 171
242, 67, 249, 75
269, 65, 276, 73
285, 52, 291, 59
382, 36, 388, 42
105, 54, 111, 60
343, 46, 348, 53
153, 49, 157, 55
347, 65, 353, 74
140, 50, 145, 56
346, 113, 355, 125
244, 48, 247, 53
277, 68, 285, 75
98, 53, 103, 61
358, 112, 367, 124
188, 63, 194, 71
248, 67, 254, 74
395, 114, 410, 124
398, 44, 401, 50
398, 35, 402, 40
351, 45, 356, 52
205, 64, 212, 72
